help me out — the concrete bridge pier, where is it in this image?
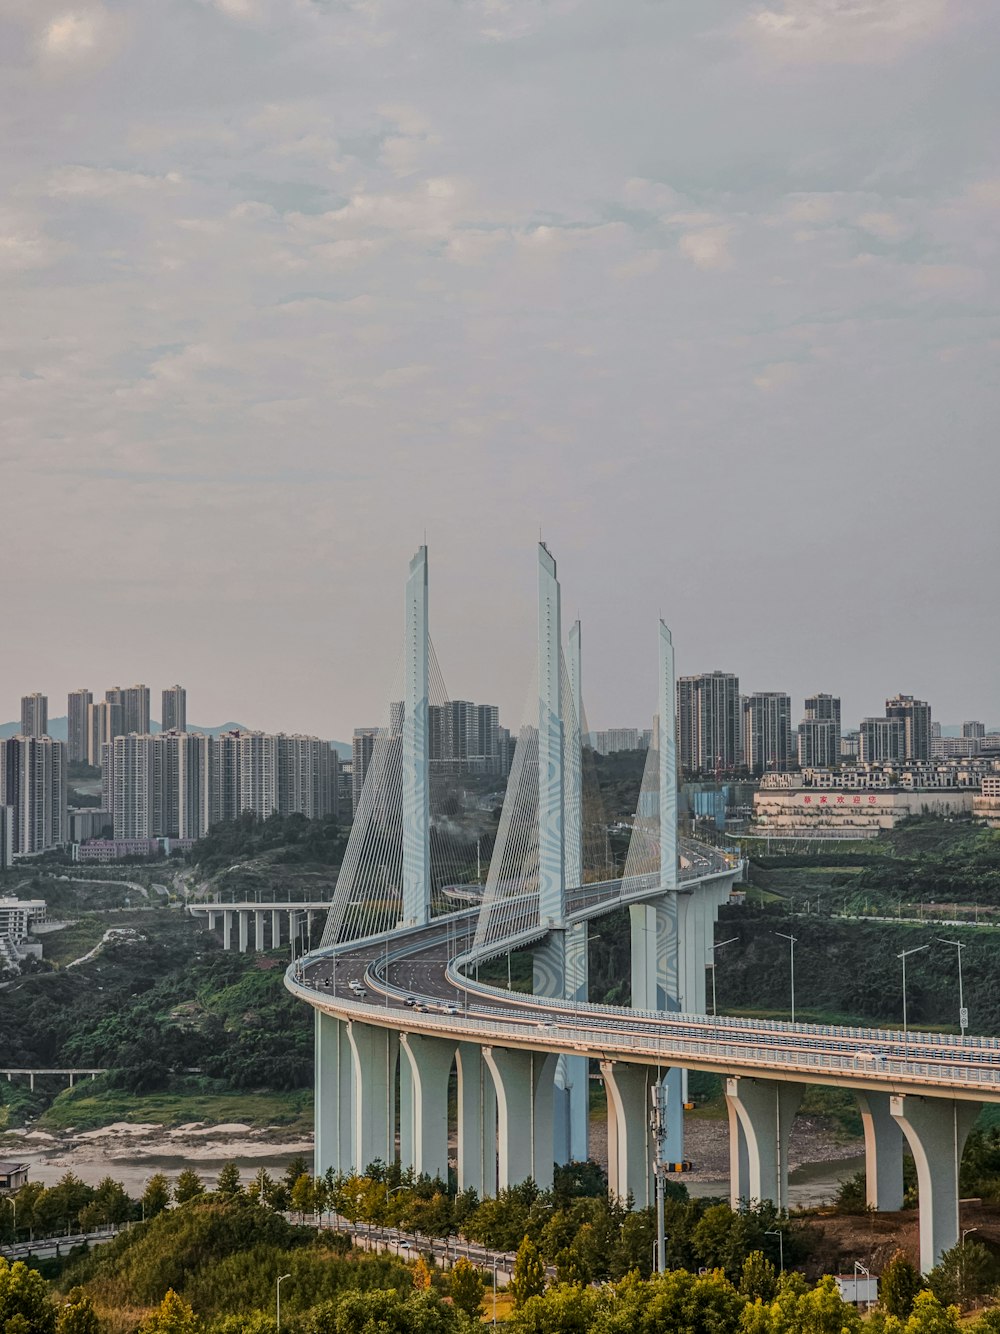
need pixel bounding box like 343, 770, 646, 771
272, 910, 282, 946
238, 911, 249, 954
533, 923, 589, 1165
222, 911, 233, 951
399, 1033, 454, 1183
890, 1094, 982, 1271
255, 911, 266, 952
856, 1090, 904, 1212
483, 1047, 557, 1190
315, 1012, 354, 1175
725, 1076, 802, 1213
629, 895, 684, 1162
456, 1043, 496, 1196
601, 1061, 653, 1206
346, 1021, 398, 1174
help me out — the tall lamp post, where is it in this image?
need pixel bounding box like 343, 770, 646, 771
709, 937, 739, 1018
774, 932, 797, 1024
765, 1228, 784, 1273
897, 944, 930, 1056
276, 1273, 291, 1332
937, 938, 968, 1038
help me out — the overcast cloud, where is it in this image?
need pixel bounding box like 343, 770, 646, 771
2, 0, 998, 738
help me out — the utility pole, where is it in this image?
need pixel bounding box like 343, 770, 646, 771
650, 1079, 667, 1273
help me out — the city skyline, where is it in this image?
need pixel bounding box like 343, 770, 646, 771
2, 674, 998, 748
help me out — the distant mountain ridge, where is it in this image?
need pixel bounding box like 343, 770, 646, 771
0, 716, 351, 756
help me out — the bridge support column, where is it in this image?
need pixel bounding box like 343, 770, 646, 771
601, 1061, 652, 1207
725, 1076, 801, 1212
456, 1044, 495, 1196
271, 910, 281, 946
856, 1091, 904, 1212
890, 1094, 981, 1271
222, 911, 233, 950
346, 1022, 398, 1174
315, 1011, 353, 1176
483, 1048, 556, 1190
533, 924, 589, 1165
399, 1033, 454, 1183
238, 911, 249, 954
629, 896, 684, 1162
255, 912, 266, 952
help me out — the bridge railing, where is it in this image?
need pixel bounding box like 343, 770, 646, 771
288, 972, 1000, 1093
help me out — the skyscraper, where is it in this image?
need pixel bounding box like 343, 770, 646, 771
859, 717, 906, 764
742, 692, 792, 774
797, 718, 839, 768
963, 721, 986, 740
677, 672, 741, 774
104, 685, 149, 736
804, 693, 841, 736
161, 685, 187, 733
87, 700, 122, 767
352, 727, 379, 813
885, 695, 932, 762
20, 694, 48, 738
0, 735, 67, 854
67, 689, 92, 764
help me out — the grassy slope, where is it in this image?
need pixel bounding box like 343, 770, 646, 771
38, 1082, 312, 1133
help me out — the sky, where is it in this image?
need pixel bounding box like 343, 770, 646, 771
2, 0, 998, 741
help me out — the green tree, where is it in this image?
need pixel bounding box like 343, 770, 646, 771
739, 1250, 778, 1303
927, 1241, 998, 1309
881, 1251, 922, 1320
972, 1308, 1000, 1332
142, 1174, 171, 1220
137, 1290, 198, 1334
56, 1289, 102, 1334
0, 1258, 56, 1334
902, 1291, 962, 1333
509, 1236, 547, 1308
449, 1258, 485, 1321
507, 1282, 599, 1333
290, 1174, 315, 1218
80, 1177, 131, 1229
174, 1170, 205, 1205
283, 1156, 310, 1191
554, 1248, 586, 1287
215, 1163, 242, 1197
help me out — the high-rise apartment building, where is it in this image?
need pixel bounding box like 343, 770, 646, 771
677, 672, 741, 775
797, 693, 841, 770
67, 689, 93, 764
742, 692, 792, 774
352, 727, 379, 814
885, 695, 932, 762
104, 685, 150, 736
0, 735, 67, 854
797, 718, 839, 769
592, 728, 644, 756
804, 693, 841, 735
859, 717, 906, 764
103, 729, 336, 841
87, 700, 122, 767
20, 694, 48, 738
963, 721, 986, 740
426, 700, 504, 773
161, 685, 187, 733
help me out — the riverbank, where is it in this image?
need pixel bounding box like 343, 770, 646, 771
0, 1120, 312, 1193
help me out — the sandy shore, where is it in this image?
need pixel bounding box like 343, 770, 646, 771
1, 1112, 864, 1203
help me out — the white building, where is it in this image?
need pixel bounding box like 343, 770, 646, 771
0, 735, 68, 855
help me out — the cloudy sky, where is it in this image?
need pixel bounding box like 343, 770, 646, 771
2, 0, 998, 739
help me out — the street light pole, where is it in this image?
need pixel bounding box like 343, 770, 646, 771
897, 944, 930, 1056
765, 1228, 784, 1273
774, 932, 797, 1024
937, 938, 967, 1038
276, 1273, 291, 1332
709, 937, 739, 1018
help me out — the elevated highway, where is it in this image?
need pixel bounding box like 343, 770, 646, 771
289, 848, 999, 1273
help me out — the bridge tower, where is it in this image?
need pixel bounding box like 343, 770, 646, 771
531, 546, 589, 1163
402, 544, 431, 927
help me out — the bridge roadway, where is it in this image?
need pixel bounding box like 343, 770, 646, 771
288, 853, 1000, 1271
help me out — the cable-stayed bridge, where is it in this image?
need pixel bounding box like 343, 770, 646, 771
287, 544, 1000, 1272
